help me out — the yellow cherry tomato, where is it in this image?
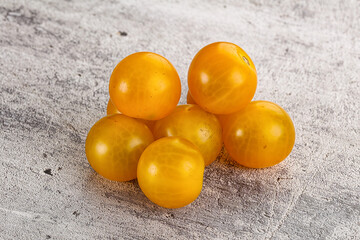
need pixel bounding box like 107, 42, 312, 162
109, 52, 181, 120
222, 101, 295, 168
85, 114, 153, 181
153, 105, 222, 166
188, 42, 257, 115
137, 137, 205, 208
106, 99, 155, 131
186, 91, 196, 104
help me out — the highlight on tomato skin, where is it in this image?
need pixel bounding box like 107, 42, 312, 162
188, 42, 257, 115
106, 99, 155, 131
137, 137, 205, 209
153, 104, 222, 166
222, 100, 295, 168
109, 52, 181, 121
85, 114, 154, 182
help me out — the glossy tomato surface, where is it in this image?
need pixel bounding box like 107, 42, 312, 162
188, 42, 257, 115
109, 52, 181, 120
222, 101, 295, 168
85, 114, 153, 181
106, 99, 155, 130
153, 105, 222, 166
137, 137, 205, 208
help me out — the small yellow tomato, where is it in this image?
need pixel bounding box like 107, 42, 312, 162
85, 114, 153, 181
109, 52, 181, 120
137, 137, 205, 208
222, 101, 295, 168
106, 99, 155, 131
153, 105, 222, 166
188, 42, 257, 115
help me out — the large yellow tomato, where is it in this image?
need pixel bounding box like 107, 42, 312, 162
137, 137, 205, 208
153, 105, 222, 166
222, 101, 295, 168
106, 99, 155, 131
85, 114, 153, 181
109, 52, 181, 120
188, 42, 257, 115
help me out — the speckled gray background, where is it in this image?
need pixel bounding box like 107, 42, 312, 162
1, 0, 359, 239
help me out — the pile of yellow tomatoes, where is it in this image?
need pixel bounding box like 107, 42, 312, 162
85, 42, 295, 209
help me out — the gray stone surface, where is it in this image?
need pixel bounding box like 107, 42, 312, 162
1, 0, 359, 239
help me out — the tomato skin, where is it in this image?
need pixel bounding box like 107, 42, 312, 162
106, 99, 155, 131
85, 114, 153, 181
109, 52, 181, 120
153, 104, 222, 166
186, 91, 196, 104
106, 98, 121, 115
186, 91, 227, 129
222, 101, 295, 168
188, 42, 257, 115
137, 137, 204, 208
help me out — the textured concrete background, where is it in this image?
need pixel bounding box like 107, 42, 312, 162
1, 0, 359, 239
